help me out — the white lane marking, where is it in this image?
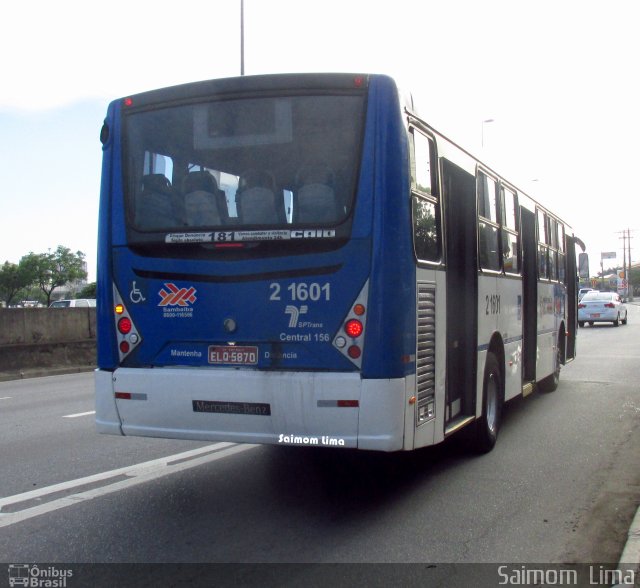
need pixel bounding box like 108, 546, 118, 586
0, 397, 12, 400
0, 442, 257, 528
62, 410, 96, 418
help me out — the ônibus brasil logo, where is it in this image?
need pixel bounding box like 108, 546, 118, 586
8, 564, 73, 587
158, 283, 197, 318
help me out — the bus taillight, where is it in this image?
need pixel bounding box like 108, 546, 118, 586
332, 280, 369, 368
118, 317, 132, 334
348, 346, 361, 359
112, 285, 142, 361
345, 319, 363, 338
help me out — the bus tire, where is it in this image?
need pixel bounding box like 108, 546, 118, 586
474, 352, 502, 454
539, 336, 562, 393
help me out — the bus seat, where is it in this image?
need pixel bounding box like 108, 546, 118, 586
294, 164, 339, 223
236, 169, 284, 225
182, 171, 226, 226
137, 174, 180, 230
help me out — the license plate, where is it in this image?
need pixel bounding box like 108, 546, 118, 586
208, 345, 258, 365
590, 313, 601, 318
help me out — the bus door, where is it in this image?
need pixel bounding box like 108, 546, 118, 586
442, 160, 478, 430
565, 237, 578, 361
521, 208, 537, 382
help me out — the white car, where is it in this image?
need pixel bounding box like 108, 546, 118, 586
578, 287, 596, 301
49, 299, 96, 308
578, 291, 628, 327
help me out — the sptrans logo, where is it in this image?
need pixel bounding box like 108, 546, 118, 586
158, 283, 197, 319
8, 564, 73, 587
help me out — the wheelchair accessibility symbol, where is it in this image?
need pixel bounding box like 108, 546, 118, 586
130, 281, 146, 304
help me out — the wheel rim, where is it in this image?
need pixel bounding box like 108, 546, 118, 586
486, 373, 498, 434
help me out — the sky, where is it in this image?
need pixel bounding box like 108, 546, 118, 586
1, 0, 639, 282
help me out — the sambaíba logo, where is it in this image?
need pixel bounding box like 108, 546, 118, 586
158, 283, 197, 307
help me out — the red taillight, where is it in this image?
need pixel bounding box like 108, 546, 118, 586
578, 303, 586, 309
123, 97, 133, 107
348, 345, 361, 359
119, 341, 130, 354
118, 317, 132, 334
344, 319, 363, 338
604, 303, 615, 308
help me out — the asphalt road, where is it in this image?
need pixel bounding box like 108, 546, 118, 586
1, 305, 639, 586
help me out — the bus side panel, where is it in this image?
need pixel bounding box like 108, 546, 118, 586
95, 369, 122, 435
97, 101, 120, 370
536, 281, 557, 380
498, 277, 524, 402
412, 269, 446, 450
477, 274, 497, 419
361, 76, 415, 380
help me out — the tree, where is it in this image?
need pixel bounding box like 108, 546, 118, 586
20, 246, 87, 307
630, 266, 640, 295
0, 260, 34, 306
78, 282, 96, 298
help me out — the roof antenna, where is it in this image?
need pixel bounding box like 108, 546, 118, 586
240, 0, 245, 75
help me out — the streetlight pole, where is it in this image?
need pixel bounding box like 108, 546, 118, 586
240, 0, 245, 76
481, 118, 494, 148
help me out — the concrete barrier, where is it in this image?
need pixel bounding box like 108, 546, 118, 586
0, 307, 96, 345
0, 308, 96, 377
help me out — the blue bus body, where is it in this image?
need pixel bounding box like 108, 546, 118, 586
96, 75, 420, 450
95, 73, 578, 452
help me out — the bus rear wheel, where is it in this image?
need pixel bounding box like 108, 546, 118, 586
474, 352, 503, 454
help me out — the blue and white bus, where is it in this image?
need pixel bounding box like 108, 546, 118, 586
96, 73, 579, 453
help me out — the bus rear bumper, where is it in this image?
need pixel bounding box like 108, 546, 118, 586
95, 367, 406, 451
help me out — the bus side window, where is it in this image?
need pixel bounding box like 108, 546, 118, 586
501, 187, 520, 274
477, 171, 500, 271
557, 223, 566, 282
411, 130, 440, 262
537, 209, 549, 279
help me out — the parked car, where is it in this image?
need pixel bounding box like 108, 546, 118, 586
578, 291, 627, 327
49, 299, 96, 308
578, 287, 596, 301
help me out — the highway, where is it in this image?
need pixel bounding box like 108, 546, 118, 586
1, 305, 639, 586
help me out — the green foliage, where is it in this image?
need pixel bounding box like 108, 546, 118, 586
78, 282, 97, 298
2, 246, 87, 307
630, 266, 640, 293
0, 260, 34, 306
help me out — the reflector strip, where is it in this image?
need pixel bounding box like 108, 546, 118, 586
317, 400, 359, 408
115, 392, 147, 401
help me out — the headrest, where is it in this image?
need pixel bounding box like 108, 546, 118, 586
238, 169, 276, 191
296, 164, 334, 187
182, 171, 218, 194
141, 174, 172, 193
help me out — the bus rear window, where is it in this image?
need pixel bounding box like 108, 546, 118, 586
123, 94, 365, 242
